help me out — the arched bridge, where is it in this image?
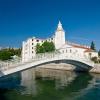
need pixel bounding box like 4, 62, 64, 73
0, 52, 94, 77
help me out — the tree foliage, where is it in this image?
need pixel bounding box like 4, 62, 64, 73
91, 57, 98, 63
0, 50, 12, 60
0, 48, 21, 61
90, 41, 96, 50
98, 50, 100, 57
36, 43, 45, 53
36, 41, 55, 54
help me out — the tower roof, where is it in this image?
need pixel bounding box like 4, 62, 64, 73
58, 21, 62, 26
57, 21, 63, 31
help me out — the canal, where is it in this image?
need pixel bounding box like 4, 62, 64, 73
0, 67, 100, 100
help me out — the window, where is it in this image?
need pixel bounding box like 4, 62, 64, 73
70, 49, 72, 53
76, 50, 77, 52
32, 43, 34, 45
66, 50, 67, 53
62, 50, 64, 53
51, 38, 53, 40
32, 51, 34, 53
32, 47, 33, 49
37, 40, 39, 42
32, 39, 34, 41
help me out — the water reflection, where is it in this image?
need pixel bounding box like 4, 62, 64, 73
21, 69, 37, 95
35, 68, 77, 89
0, 73, 21, 89
0, 67, 100, 100
20, 68, 93, 98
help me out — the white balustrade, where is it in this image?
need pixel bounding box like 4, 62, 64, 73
0, 52, 94, 72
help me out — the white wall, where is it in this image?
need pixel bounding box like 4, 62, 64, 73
54, 30, 65, 49
85, 52, 98, 58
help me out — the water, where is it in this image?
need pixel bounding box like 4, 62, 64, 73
0, 67, 100, 100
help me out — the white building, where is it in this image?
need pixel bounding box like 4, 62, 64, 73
22, 21, 98, 62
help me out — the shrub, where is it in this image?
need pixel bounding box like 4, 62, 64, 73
91, 57, 98, 63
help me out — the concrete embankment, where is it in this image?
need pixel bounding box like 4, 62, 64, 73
38, 63, 75, 71
89, 64, 100, 74
38, 63, 100, 74
37, 63, 85, 72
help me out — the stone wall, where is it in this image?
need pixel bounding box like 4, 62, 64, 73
38, 63, 100, 74
90, 64, 100, 73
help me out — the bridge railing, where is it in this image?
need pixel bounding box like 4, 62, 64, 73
30, 52, 94, 66
0, 52, 94, 71
57, 53, 93, 64
0, 59, 21, 70
0, 52, 56, 71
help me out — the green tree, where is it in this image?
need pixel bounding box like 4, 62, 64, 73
14, 48, 22, 57
0, 50, 12, 60
98, 50, 100, 57
90, 41, 96, 50
36, 43, 40, 53
0, 48, 21, 61
48, 42, 55, 52
36, 41, 55, 54
36, 43, 45, 53
91, 57, 98, 63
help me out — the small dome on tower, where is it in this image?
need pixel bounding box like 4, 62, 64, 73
57, 21, 63, 31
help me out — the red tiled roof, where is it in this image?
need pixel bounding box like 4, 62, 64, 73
67, 41, 90, 49
72, 45, 90, 49
84, 49, 94, 52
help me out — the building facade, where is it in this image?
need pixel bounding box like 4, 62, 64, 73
22, 21, 98, 62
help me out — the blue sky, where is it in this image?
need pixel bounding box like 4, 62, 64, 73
0, 0, 100, 50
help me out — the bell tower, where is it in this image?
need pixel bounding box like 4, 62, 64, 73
54, 21, 65, 49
